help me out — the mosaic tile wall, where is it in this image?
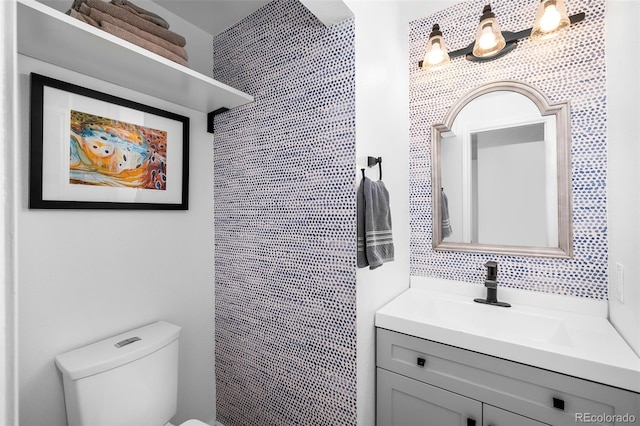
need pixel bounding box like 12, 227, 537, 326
409, 0, 608, 299
212, 1, 357, 425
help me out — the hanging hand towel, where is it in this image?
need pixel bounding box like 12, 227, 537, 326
357, 177, 394, 269
357, 178, 368, 268
441, 188, 452, 238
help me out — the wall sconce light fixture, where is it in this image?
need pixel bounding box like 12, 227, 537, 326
472, 5, 507, 59
422, 24, 451, 70
418, 0, 585, 69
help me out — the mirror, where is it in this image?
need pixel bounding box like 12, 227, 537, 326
432, 81, 572, 258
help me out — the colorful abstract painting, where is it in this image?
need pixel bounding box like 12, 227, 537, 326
69, 110, 167, 190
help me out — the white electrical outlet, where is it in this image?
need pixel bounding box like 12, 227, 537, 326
614, 262, 624, 303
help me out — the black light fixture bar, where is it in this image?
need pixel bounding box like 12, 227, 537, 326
418, 12, 585, 68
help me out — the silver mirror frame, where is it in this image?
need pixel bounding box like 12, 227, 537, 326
431, 80, 573, 258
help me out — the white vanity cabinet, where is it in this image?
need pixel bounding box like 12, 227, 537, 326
376, 328, 640, 426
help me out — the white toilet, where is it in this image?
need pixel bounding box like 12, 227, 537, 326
55, 321, 208, 426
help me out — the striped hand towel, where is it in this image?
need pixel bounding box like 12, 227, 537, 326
441, 188, 452, 238
357, 177, 394, 269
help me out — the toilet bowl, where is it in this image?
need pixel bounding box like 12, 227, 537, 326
56, 321, 207, 426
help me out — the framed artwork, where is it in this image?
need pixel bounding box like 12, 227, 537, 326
29, 73, 189, 210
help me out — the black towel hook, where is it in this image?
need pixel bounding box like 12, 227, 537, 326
367, 156, 382, 180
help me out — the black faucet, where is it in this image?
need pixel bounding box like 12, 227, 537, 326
474, 261, 511, 307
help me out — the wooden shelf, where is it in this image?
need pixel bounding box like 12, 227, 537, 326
17, 0, 253, 114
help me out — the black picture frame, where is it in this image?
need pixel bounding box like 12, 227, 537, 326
29, 73, 189, 210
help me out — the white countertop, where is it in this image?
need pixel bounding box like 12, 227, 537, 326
375, 278, 640, 393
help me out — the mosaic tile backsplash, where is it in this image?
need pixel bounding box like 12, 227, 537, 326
212, 1, 356, 425
409, 0, 608, 299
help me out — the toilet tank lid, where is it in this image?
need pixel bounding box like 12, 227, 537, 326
55, 321, 181, 380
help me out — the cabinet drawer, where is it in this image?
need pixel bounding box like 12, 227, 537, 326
377, 328, 640, 426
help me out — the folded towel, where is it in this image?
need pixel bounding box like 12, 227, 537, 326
111, 0, 170, 29
441, 188, 452, 238
357, 177, 394, 269
80, 2, 188, 62
84, 0, 186, 47
69, 8, 99, 27
101, 20, 188, 66
69, 3, 188, 66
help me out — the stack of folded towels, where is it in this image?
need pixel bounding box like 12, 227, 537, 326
67, 0, 188, 66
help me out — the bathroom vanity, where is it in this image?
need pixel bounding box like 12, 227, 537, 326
375, 280, 640, 426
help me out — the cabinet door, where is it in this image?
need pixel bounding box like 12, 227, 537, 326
483, 405, 550, 426
377, 368, 482, 426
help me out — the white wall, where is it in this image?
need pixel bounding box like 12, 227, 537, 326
476, 137, 546, 246
16, 55, 216, 426
347, 2, 457, 425
607, 0, 640, 356
348, 3, 409, 425
1, 0, 18, 424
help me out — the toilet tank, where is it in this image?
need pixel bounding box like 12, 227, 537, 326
55, 321, 181, 426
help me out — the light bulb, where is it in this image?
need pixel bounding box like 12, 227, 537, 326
478, 24, 498, 50
530, 0, 571, 41
426, 41, 445, 65
539, 4, 562, 32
